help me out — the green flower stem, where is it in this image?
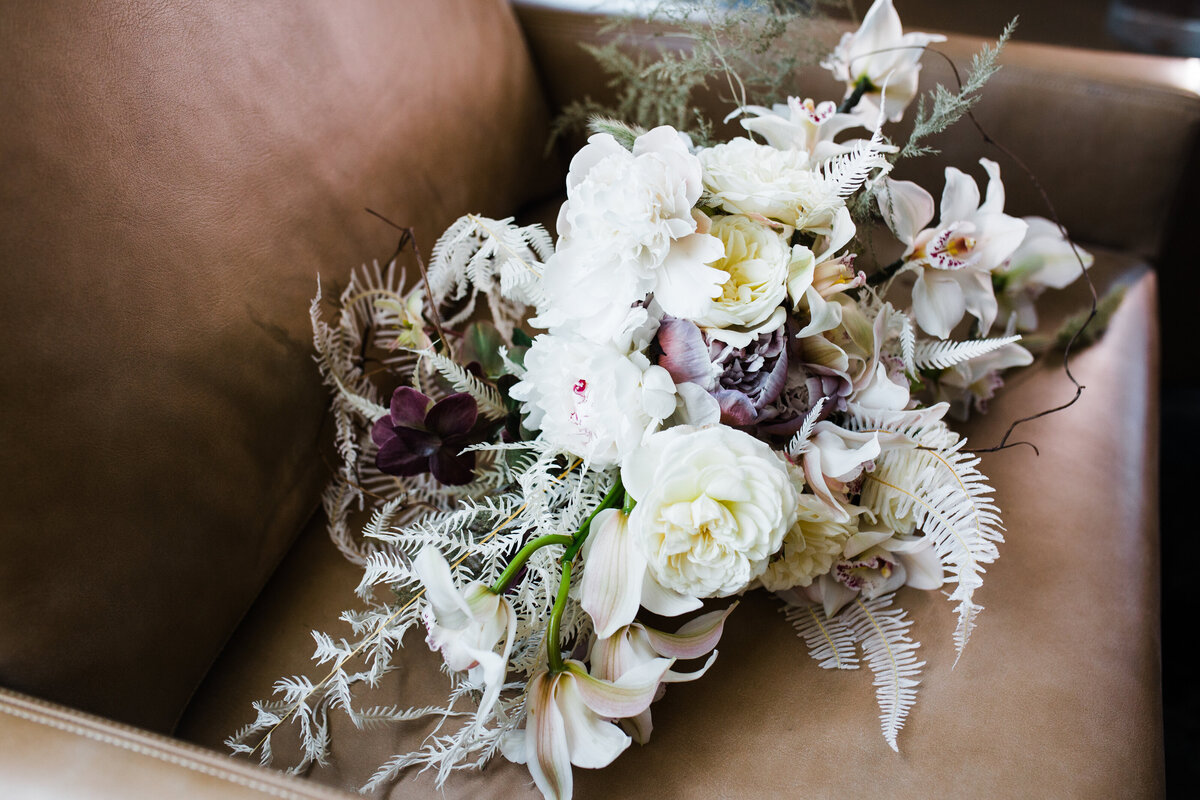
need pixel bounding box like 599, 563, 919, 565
488, 534, 574, 594
838, 76, 873, 114
546, 559, 574, 673
622, 492, 636, 515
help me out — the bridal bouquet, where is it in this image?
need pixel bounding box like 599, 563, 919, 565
232, 2, 1094, 797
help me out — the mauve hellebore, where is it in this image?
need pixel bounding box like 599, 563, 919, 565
373, 387, 478, 485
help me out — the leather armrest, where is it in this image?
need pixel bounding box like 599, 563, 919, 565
0, 688, 351, 800
513, 2, 1200, 261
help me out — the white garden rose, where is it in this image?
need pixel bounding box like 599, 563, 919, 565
691, 215, 793, 332
510, 334, 677, 467
699, 138, 840, 231
622, 425, 799, 598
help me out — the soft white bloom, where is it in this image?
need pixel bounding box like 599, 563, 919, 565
501, 658, 672, 800
580, 509, 702, 640
760, 493, 860, 591
699, 138, 842, 232
822, 0, 947, 122
737, 97, 873, 161
691, 215, 793, 333
622, 425, 799, 598
786, 206, 858, 309
590, 606, 733, 743
534, 127, 726, 341
996, 216, 1095, 330
931, 341, 1034, 418
795, 421, 882, 521
881, 160, 1028, 338
510, 334, 678, 467
413, 547, 515, 731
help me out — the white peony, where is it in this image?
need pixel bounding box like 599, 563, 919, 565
509, 334, 678, 467
534, 127, 727, 341
699, 138, 841, 231
691, 214, 793, 333
621, 425, 799, 598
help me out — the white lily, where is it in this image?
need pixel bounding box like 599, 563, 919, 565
413, 547, 515, 731
580, 508, 703, 640
501, 657, 673, 800
880, 160, 1028, 338
591, 605, 734, 743
822, 0, 946, 122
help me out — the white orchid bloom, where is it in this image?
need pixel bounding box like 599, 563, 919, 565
880, 161, 1029, 338
930, 340, 1034, 419
822, 0, 946, 122
737, 97, 873, 161
796, 421, 882, 522
580, 508, 704, 640
501, 657, 673, 800
591, 606, 734, 743
996, 216, 1095, 330
413, 547, 515, 731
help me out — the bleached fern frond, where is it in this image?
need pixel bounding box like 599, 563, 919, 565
914, 335, 1022, 371
783, 602, 859, 670
854, 421, 1003, 657
785, 398, 826, 459
899, 313, 917, 376
414, 349, 508, 421
842, 593, 923, 751
428, 215, 550, 339
821, 119, 893, 198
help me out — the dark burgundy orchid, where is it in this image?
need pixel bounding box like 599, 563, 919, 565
372, 387, 479, 485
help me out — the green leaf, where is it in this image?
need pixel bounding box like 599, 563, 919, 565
459, 321, 507, 379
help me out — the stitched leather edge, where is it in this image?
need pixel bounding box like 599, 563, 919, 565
0, 689, 348, 800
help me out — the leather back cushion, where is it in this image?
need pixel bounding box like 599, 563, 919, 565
0, 0, 558, 731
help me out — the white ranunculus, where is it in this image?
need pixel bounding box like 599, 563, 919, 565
509, 335, 677, 467
622, 426, 799, 598
699, 138, 841, 231
535, 127, 727, 341
691, 215, 792, 333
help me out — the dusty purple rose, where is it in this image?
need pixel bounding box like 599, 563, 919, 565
372, 387, 478, 485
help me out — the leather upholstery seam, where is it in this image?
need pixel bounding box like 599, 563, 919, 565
0, 695, 328, 800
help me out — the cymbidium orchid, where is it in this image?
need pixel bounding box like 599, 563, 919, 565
878, 161, 1029, 338
929, 340, 1034, 418
803, 524, 944, 617
501, 657, 673, 800
737, 96, 874, 161
591, 606, 734, 743
412, 547, 515, 731
995, 216, 1095, 331
822, 0, 946, 122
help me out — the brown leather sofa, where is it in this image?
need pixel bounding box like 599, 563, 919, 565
1, 1, 1191, 797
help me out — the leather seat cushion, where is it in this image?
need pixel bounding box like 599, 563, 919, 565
177, 249, 1163, 798
0, 0, 559, 732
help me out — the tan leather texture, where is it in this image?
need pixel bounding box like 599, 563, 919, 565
0, 0, 558, 732
0, 688, 353, 799
515, 4, 1200, 261
179, 252, 1163, 798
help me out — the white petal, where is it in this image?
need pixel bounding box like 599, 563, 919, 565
673, 381, 721, 427
876, 178, 934, 247
978, 158, 1006, 214
912, 271, 965, 338
844, 528, 894, 558
939, 166, 981, 225
641, 603, 737, 660
580, 510, 646, 639
639, 570, 704, 617
653, 233, 727, 320
527, 672, 573, 800
566, 658, 672, 719
557, 675, 632, 769
900, 545, 944, 590
812, 424, 881, 481
413, 547, 472, 627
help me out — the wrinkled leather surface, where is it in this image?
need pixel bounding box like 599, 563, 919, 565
516, 4, 1200, 260
0, 0, 558, 732
0, 688, 353, 799
179, 251, 1163, 798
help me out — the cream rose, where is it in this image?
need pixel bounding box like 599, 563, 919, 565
691, 215, 792, 332
621, 425, 798, 598
699, 137, 839, 230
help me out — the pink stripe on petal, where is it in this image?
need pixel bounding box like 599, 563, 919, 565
642, 604, 737, 660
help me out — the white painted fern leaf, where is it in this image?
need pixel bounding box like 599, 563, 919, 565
914, 334, 1022, 371
821, 121, 893, 198
784, 602, 859, 670
785, 398, 826, 459
843, 593, 923, 751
